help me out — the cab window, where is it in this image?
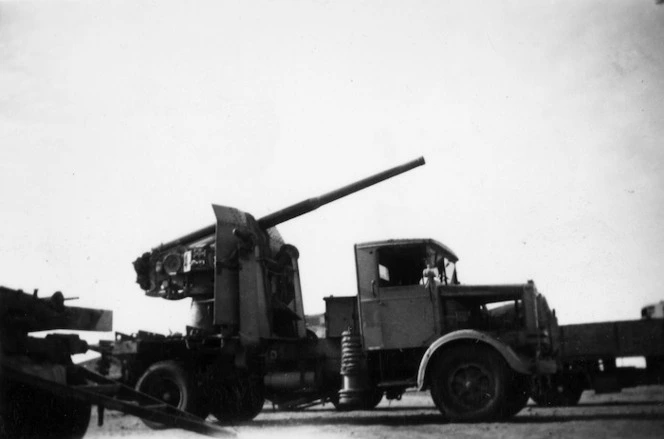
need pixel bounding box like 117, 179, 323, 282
377, 245, 427, 287
377, 243, 457, 287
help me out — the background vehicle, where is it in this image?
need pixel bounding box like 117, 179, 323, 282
532, 302, 664, 406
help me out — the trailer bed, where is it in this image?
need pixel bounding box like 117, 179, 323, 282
560, 319, 664, 359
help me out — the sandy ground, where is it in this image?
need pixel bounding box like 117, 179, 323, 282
84, 386, 664, 439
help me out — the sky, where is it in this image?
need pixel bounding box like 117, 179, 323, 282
1, 0, 663, 339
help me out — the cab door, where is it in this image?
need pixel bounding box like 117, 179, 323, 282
356, 244, 438, 351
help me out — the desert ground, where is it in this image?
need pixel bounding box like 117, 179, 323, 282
85, 386, 664, 439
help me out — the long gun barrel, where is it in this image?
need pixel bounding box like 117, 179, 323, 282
258, 156, 425, 229
155, 156, 425, 250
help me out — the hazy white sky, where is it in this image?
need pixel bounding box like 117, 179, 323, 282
1, 0, 663, 337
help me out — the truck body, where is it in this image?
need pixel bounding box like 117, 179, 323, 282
106, 157, 560, 424
533, 309, 664, 406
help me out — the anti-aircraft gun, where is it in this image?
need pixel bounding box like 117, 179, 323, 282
132, 157, 426, 342
111, 155, 561, 424
101, 157, 425, 426
105, 157, 426, 424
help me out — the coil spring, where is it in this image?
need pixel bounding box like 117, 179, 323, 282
340, 329, 363, 376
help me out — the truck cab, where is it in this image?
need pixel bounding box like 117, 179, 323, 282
353, 239, 556, 359
326, 238, 558, 421
355, 238, 458, 350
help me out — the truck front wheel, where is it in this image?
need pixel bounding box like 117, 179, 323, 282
429, 344, 511, 422
135, 360, 207, 429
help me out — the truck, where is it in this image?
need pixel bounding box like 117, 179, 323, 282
532, 302, 664, 406
103, 156, 559, 424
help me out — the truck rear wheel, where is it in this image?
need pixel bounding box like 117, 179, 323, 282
135, 360, 207, 429
532, 380, 583, 407
502, 373, 530, 417
429, 344, 511, 422
362, 390, 383, 409
210, 376, 265, 424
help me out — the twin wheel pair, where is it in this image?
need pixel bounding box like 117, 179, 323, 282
135, 360, 264, 427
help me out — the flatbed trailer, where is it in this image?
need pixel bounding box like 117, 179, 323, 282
533, 315, 664, 406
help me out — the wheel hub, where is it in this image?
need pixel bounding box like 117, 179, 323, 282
146, 378, 181, 406
449, 364, 494, 410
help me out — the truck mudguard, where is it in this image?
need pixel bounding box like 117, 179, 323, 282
417, 329, 531, 390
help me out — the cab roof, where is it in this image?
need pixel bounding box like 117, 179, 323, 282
355, 238, 458, 262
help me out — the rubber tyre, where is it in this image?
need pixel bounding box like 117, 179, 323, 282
362, 390, 384, 410
210, 376, 265, 424
429, 344, 511, 422
502, 373, 531, 418
1, 380, 91, 439
135, 360, 207, 429
532, 382, 583, 407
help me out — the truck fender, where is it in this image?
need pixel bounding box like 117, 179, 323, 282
416, 329, 531, 390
